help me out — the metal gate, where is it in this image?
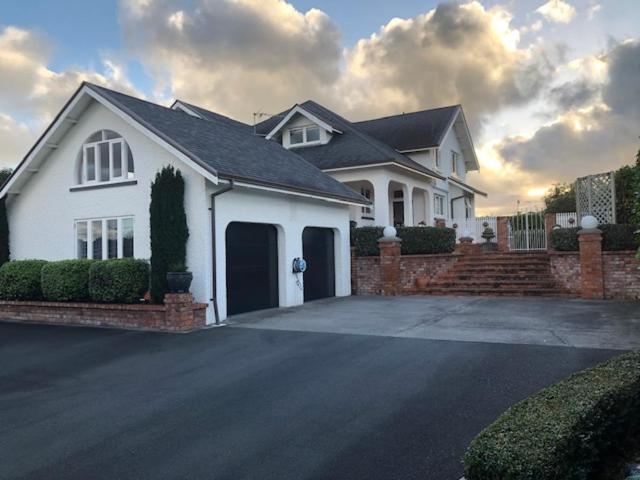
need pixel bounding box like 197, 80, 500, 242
508, 212, 546, 251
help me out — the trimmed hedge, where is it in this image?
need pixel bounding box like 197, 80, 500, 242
550, 224, 640, 251
89, 259, 149, 304
351, 226, 456, 256
41, 259, 96, 302
0, 260, 48, 300
464, 350, 640, 480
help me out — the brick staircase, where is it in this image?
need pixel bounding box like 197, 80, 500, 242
418, 252, 564, 297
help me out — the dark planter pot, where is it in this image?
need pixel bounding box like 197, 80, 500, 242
166, 271, 193, 293
482, 242, 498, 253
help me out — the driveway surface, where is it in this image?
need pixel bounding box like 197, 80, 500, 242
231, 296, 640, 350
0, 296, 634, 479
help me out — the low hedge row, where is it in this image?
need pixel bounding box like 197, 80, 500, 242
551, 224, 639, 251
350, 226, 456, 256
0, 259, 149, 303
464, 350, 640, 480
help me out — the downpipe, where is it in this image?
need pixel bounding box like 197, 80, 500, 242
210, 179, 234, 325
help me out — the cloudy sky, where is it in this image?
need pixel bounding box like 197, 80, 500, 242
1, 0, 639, 213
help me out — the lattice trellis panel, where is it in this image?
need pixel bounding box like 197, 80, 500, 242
575, 171, 616, 224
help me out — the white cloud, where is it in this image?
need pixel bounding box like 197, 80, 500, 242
0, 25, 141, 168
536, 0, 577, 24
587, 4, 602, 21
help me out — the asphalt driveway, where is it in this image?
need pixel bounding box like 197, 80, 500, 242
0, 296, 634, 479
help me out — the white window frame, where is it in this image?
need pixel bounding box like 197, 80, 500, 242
288, 125, 322, 147
434, 149, 441, 170
451, 150, 460, 175
80, 131, 133, 185
434, 193, 446, 217
75, 216, 134, 260
360, 187, 372, 215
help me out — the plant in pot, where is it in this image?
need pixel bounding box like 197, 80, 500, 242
166, 262, 193, 293
481, 227, 497, 253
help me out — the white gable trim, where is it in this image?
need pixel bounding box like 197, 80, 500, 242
0, 85, 218, 198
218, 178, 368, 207
441, 107, 479, 172
265, 105, 341, 141
323, 162, 442, 181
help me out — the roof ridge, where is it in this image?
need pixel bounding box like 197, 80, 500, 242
355, 104, 461, 124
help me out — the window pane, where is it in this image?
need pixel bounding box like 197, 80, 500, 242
103, 130, 121, 140
76, 222, 88, 259
122, 217, 134, 258
86, 147, 96, 181
127, 145, 135, 179
306, 126, 320, 142
99, 142, 110, 181
290, 128, 303, 144
87, 131, 102, 143
92, 220, 103, 260
107, 219, 118, 259
112, 142, 122, 178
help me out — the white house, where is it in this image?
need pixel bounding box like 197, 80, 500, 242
0, 83, 369, 323
254, 101, 486, 228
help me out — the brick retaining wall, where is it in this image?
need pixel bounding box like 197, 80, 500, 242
0, 293, 207, 332
549, 252, 581, 296
603, 251, 640, 300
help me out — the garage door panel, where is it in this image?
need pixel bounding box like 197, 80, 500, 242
302, 227, 335, 302
226, 222, 278, 315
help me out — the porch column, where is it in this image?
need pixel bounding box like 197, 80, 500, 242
403, 184, 414, 226
373, 178, 390, 226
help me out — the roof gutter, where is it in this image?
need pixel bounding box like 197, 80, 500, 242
210, 179, 235, 325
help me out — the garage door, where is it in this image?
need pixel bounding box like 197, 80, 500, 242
302, 227, 335, 302
226, 222, 278, 315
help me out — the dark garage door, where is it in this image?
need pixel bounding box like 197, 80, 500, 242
226, 222, 278, 315
302, 227, 335, 302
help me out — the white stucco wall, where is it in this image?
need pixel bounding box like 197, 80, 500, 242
438, 125, 467, 183
7, 100, 213, 316
7, 98, 354, 325
211, 185, 352, 321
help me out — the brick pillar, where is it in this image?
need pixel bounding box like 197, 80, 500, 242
350, 246, 358, 295
457, 237, 475, 255
378, 237, 402, 295
545, 213, 557, 252
435, 218, 446, 228
578, 228, 604, 299
496, 216, 509, 252
164, 293, 202, 331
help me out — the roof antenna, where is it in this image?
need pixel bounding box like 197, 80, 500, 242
252, 110, 286, 136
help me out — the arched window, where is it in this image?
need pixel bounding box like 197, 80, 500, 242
77, 130, 134, 184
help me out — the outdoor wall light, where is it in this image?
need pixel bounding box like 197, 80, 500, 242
580, 215, 598, 229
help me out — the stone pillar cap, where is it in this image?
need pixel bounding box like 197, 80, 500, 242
378, 236, 402, 242
578, 228, 602, 235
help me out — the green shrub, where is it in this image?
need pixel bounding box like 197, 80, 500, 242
89, 259, 149, 303
551, 227, 580, 251
350, 226, 456, 256
397, 226, 456, 255
0, 260, 48, 300
600, 224, 639, 251
464, 350, 640, 480
551, 224, 639, 252
351, 227, 384, 256
150, 166, 189, 303
41, 259, 96, 302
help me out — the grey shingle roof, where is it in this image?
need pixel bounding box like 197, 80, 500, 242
86, 84, 367, 204
354, 105, 460, 151
255, 100, 444, 179
173, 100, 253, 131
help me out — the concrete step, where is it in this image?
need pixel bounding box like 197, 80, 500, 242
418, 287, 563, 297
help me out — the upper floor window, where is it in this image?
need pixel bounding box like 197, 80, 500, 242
435, 150, 441, 169
451, 151, 460, 175
434, 194, 446, 217
78, 130, 134, 184
289, 125, 321, 146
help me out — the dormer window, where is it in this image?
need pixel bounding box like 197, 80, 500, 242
77, 130, 134, 185
288, 125, 321, 146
